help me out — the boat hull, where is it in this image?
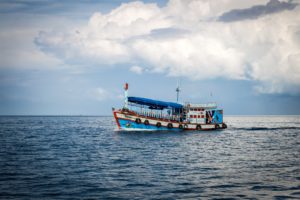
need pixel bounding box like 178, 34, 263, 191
113, 110, 226, 131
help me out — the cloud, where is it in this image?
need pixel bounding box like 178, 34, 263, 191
130, 65, 144, 74
219, 0, 298, 22
0, 9, 83, 70
0, 26, 60, 69
35, 0, 300, 94
88, 87, 112, 101
35, 1, 170, 66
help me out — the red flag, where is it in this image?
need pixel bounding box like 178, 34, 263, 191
124, 83, 128, 90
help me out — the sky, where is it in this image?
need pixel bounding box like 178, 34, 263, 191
0, 0, 300, 115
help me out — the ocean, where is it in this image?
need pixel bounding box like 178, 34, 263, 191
0, 116, 299, 199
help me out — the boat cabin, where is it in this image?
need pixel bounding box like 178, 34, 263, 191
125, 96, 223, 125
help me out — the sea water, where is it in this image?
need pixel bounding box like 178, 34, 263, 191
0, 116, 299, 199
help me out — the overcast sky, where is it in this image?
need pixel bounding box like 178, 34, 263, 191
0, 0, 300, 115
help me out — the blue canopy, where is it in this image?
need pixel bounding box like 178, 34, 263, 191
128, 96, 183, 109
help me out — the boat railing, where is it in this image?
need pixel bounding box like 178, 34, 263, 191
132, 110, 180, 122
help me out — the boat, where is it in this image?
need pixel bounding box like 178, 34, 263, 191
112, 83, 227, 131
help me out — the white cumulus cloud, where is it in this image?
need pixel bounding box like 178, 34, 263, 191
35, 0, 300, 94
130, 65, 144, 74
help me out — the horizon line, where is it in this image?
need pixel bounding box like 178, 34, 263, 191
0, 114, 300, 117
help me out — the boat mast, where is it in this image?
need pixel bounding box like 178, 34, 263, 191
176, 80, 180, 103
124, 83, 129, 109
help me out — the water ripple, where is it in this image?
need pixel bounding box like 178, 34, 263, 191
0, 116, 299, 199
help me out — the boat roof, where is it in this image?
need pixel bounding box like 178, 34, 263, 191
187, 103, 217, 109
128, 96, 183, 109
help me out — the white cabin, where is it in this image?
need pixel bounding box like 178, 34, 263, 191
185, 103, 217, 124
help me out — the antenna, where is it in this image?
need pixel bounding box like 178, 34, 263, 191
176, 80, 180, 103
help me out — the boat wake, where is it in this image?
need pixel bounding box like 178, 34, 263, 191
231, 127, 300, 131
114, 126, 300, 132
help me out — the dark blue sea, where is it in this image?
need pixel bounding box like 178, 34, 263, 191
0, 116, 299, 199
